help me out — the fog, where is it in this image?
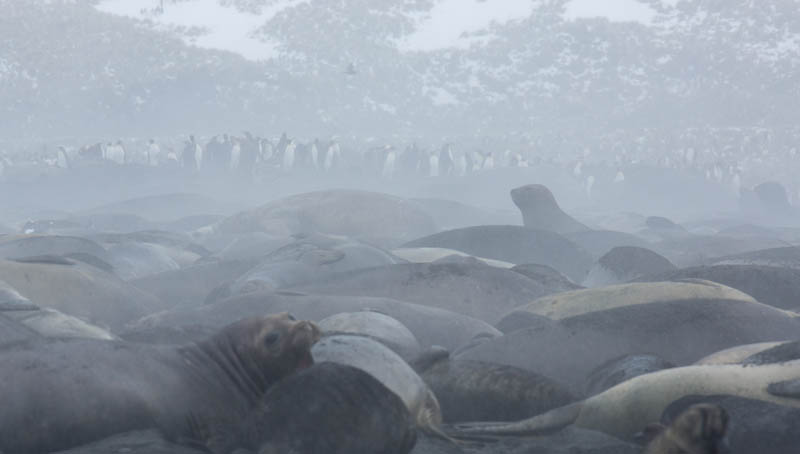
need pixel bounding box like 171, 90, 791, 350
1, 1, 800, 454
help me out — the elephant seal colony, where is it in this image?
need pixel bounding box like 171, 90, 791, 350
4, 182, 800, 454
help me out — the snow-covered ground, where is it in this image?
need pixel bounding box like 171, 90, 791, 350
95, 0, 309, 61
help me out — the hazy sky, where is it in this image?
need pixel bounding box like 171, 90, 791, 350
97, 0, 667, 60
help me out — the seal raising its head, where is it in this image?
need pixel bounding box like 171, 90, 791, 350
510, 184, 589, 234
643, 403, 729, 454
192, 312, 321, 388
0, 313, 321, 454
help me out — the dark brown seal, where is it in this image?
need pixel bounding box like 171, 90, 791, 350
643, 403, 729, 454
0, 313, 320, 454
196, 362, 417, 454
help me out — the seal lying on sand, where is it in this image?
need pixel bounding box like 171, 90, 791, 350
0, 313, 320, 454
195, 362, 417, 454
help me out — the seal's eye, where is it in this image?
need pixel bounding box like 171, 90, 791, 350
263, 332, 280, 346
287, 313, 297, 321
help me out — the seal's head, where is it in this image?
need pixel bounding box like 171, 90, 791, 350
208, 313, 321, 391
644, 403, 729, 454
510, 184, 560, 215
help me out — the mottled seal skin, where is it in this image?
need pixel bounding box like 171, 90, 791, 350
643, 404, 729, 454
198, 362, 417, 454
0, 313, 320, 454
415, 351, 576, 423
584, 354, 675, 397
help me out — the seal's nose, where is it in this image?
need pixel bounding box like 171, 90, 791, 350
292, 320, 322, 346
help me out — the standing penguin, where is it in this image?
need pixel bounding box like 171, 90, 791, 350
324, 140, 341, 172
439, 144, 454, 176
229, 137, 241, 172
428, 150, 440, 177
454, 150, 467, 176
182, 135, 198, 171
382, 146, 397, 179
147, 139, 160, 167
104, 141, 125, 165
310, 139, 320, 170
482, 151, 495, 171
283, 140, 296, 173
56, 146, 71, 169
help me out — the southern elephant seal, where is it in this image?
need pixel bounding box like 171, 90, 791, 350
219, 234, 403, 300
214, 189, 437, 248
710, 246, 800, 270
318, 310, 421, 360
291, 262, 554, 323
131, 258, 260, 308
311, 334, 445, 439
85, 193, 241, 224
584, 354, 675, 397
659, 395, 800, 454
48, 430, 202, 454
0, 313, 320, 454
0, 257, 164, 330
652, 235, 788, 268
694, 341, 788, 366
195, 362, 417, 454
2, 293, 117, 341
582, 246, 675, 287
452, 360, 800, 441
463, 280, 800, 390
644, 403, 729, 454
123, 290, 501, 351
392, 247, 514, 268
636, 264, 800, 311
0, 313, 40, 348
0, 234, 109, 261
402, 225, 593, 283
414, 348, 576, 423
562, 229, 650, 259
510, 184, 589, 234
508, 263, 582, 294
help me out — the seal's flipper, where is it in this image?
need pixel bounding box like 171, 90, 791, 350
410, 345, 450, 373
451, 401, 582, 436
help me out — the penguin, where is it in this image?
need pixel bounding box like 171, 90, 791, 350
283, 140, 296, 172
382, 146, 397, 179
56, 146, 70, 169
147, 139, 160, 167
229, 138, 241, 171
482, 151, 495, 171
428, 151, 440, 177
439, 144, 454, 176
310, 139, 320, 169
182, 135, 198, 170
454, 151, 467, 176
